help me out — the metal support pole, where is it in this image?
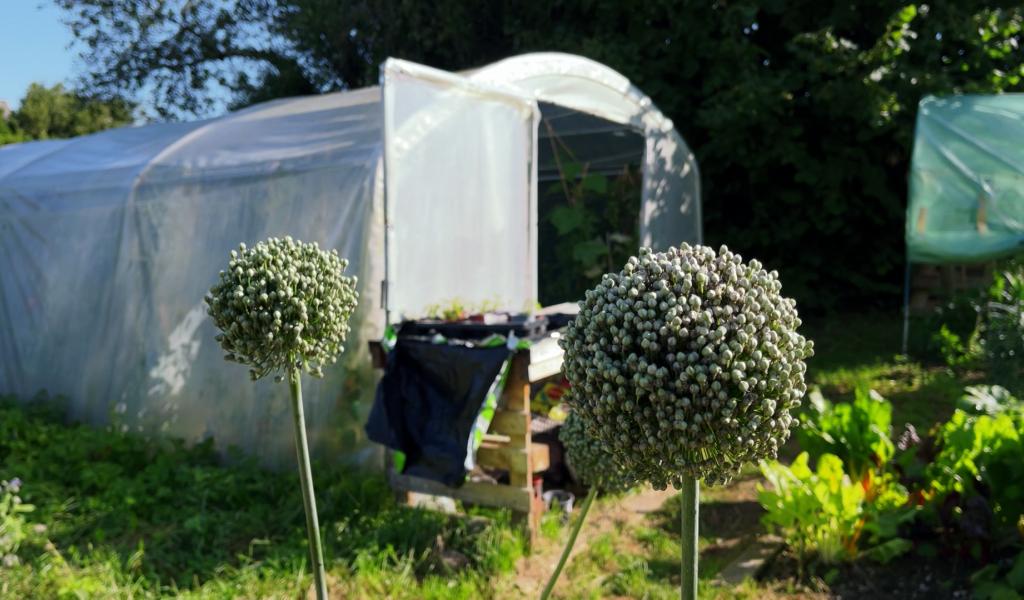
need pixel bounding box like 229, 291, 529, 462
902, 260, 912, 356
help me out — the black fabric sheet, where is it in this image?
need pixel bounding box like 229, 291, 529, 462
365, 340, 509, 487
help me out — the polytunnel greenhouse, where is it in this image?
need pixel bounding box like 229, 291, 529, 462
0, 53, 701, 465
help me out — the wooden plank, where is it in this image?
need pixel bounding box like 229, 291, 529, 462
531, 442, 551, 473
502, 352, 531, 414
477, 443, 550, 474
388, 472, 533, 512
478, 446, 529, 474
490, 409, 528, 436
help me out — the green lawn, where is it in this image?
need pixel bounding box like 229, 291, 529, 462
0, 396, 524, 599
803, 310, 968, 429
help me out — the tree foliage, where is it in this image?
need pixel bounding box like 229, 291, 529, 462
0, 83, 133, 146
55, 0, 1024, 310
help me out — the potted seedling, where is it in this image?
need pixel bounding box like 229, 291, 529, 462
557, 244, 812, 599
206, 237, 358, 600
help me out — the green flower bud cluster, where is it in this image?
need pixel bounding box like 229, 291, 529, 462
206, 237, 359, 381
560, 409, 636, 493
560, 244, 813, 489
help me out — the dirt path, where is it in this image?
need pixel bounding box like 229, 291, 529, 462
501, 487, 677, 598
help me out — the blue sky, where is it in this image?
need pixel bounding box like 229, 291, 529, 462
0, 2, 76, 109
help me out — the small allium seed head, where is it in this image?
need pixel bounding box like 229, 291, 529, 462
559, 410, 636, 493
206, 237, 359, 380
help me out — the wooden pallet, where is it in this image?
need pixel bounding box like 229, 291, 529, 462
373, 346, 561, 545
909, 263, 993, 312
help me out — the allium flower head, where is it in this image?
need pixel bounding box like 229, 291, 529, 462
560, 244, 813, 489
560, 409, 636, 493
206, 237, 359, 380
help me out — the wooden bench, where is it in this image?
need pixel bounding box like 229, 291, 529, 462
371, 338, 564, 545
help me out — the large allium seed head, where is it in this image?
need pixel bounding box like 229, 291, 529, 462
559, 244, 813, 489
206, 237, 359, 380
560, 409, 636, 493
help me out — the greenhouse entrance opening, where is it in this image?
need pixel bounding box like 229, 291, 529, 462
536, 102, 645, 306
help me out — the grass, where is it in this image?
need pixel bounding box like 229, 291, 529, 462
0, 310, 982, 598
803, 310, 968, 429
0, 394, 524, 599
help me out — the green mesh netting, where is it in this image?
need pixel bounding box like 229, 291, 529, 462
907, 94, 1024, 264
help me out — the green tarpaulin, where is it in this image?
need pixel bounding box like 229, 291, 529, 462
907, 94, 1024, 264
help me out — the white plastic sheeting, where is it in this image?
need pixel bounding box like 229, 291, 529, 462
382, 59, 539, 319
0, 88, 386, 466
0, 53, 701, 465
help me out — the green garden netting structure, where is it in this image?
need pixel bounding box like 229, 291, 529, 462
903, 94, 1024, 351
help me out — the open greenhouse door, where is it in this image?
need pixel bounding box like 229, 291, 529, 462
381, 59, 540, 322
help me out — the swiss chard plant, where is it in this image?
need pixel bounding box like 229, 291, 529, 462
925, 407, 1024, 550
759, 452, 912, 577
797, 386, 896, 497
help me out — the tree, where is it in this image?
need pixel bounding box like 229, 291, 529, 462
55, 1, 1024, 311
0, 83, 133, 145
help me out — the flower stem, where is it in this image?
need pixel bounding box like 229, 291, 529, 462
681, 476, 699, 600
540, 486, 598, 600
289, 366, 328, 600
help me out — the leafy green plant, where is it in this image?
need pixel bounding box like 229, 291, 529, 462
759, 452, 911, 576
959, 385, 1022, 416
971, 551, 1024, 600
933, 324, 982, 370
0, 478, 43, 568
422, 298, 502, 322
926, 407, 1024, 547
539, 145, 641, 305
981, 259, 1024, 393
797, 386, 896, 491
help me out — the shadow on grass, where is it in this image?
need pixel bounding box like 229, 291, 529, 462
802, 310, 904, 374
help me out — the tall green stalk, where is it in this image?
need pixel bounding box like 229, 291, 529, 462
680, 477, 699, 600
289, 366, 328, 600
540, 486, 598, 600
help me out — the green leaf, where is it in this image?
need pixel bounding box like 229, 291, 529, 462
862, 538, 911, 564
972, 581, 1022, 600
959, 385, 1020, 416
1006, 551, 1024, 591
560, 161, 582, 181
572, 239, 607, 266
580, 173, 608, 194
549, 205, 585, 235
